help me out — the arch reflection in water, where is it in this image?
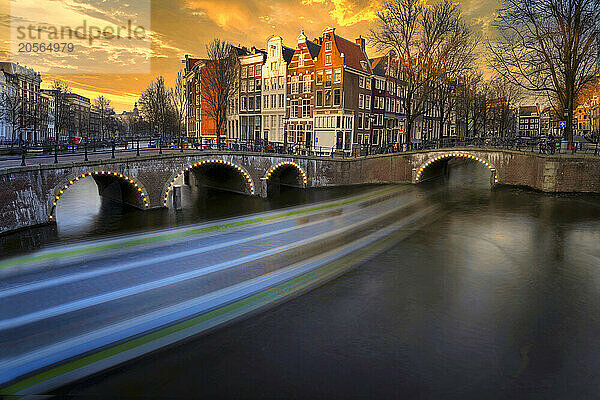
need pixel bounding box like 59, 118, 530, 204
54, 176, 102, 236
418, 156, 493, 189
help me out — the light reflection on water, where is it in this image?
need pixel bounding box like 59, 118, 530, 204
0, 179, 381, 259
54, 159, 600, 399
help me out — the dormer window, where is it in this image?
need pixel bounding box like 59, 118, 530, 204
360, 61, 367, 71
325, 41, 332, 52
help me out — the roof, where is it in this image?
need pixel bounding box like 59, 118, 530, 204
519, 105, 539, 116
334, 34, 372, 73
282, 46, 295, 63
305, 40, 321, 59
370, 56, 386, 77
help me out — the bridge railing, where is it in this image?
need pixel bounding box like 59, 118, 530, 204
3, 136, 598, 167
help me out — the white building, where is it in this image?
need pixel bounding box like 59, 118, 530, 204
261, 36, 294, 143
0, 62, 42, 143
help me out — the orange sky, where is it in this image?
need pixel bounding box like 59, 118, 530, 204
1, 0, 499, 111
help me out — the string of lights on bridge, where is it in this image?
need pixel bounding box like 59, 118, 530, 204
265, 161, 308, 186
164, 159, 256, 207
414, 153, 499, 184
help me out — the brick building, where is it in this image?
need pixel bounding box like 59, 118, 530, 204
239, 48, 267, 142
312, 27, 372, 153
286, 31, 321, 150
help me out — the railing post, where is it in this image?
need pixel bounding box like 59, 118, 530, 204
21, 144, 26, 166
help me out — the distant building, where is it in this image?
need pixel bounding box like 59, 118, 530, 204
518, 105, 541, 137
574, 103, 592, 137
0, 62, 42, 143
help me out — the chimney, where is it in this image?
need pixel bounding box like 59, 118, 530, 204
356, 36, 365, 52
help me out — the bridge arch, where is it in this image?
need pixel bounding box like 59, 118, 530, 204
414, 152, 499, 185
162, 159, 255, 207
264, 161, 308, 189
48, 170, 150, 221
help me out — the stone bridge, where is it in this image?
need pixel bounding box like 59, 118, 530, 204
2, 148, 600, 233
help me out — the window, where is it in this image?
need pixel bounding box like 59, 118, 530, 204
298, 55, 304, 67
324, 89, 331, 106
249, 79, 255, 91
241, 96, 247, 110
334, 69, 341, 83
291, 100, 298, 118
242, 80, 247, 92
317, 72, 323, 85
242, 66, 248, 78
366, 95, 371, 110
297, 125, 304, 143
316, 90, 323, 107
271, 94, 276, 109
359, 76, 364, 88
278, 94, 284, 108
325, 41, 332, 51
302, 99, 310, 118
325, 70, 332, 87
256, 95, 261, 110
333, 89, 341, 106
256, 79, 261, 91
365, 115, 370, 129
303, 75, 311, 93
248, 66, 254, 77
264, 78, 269, 89
325, 54, 332, 65
291, 76, 299, 94
359, 94, 364, 109
255, 65, 261, 76
264, 95, 269, 109
278, 76, 284, 88
248, 96, 254, 110
366, 78, 371, 90
288, 124, 296, 143
358, 113, 363, 129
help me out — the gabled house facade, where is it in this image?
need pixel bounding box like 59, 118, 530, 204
312, 28, 372, 153
239, 48, 267, 142
286, 31, 321, 150
262, 36, 294, 143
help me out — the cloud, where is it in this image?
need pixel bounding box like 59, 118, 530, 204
301, 0, 379, 26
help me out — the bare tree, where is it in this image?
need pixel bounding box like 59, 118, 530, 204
488, 0, 600, 146
370, 0, 475, 147
139, 76, 172, 138
1, 85, 24, 145
201, 39, 240, 149
93, 96, 114, 140
487, 75, 522, 137
170, 70, 187, 139
51, 80, 71, 144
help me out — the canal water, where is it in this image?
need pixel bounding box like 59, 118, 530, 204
10, 161, 600, 398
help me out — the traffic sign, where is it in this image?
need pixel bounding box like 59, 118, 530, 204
559, 121, 566, 128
